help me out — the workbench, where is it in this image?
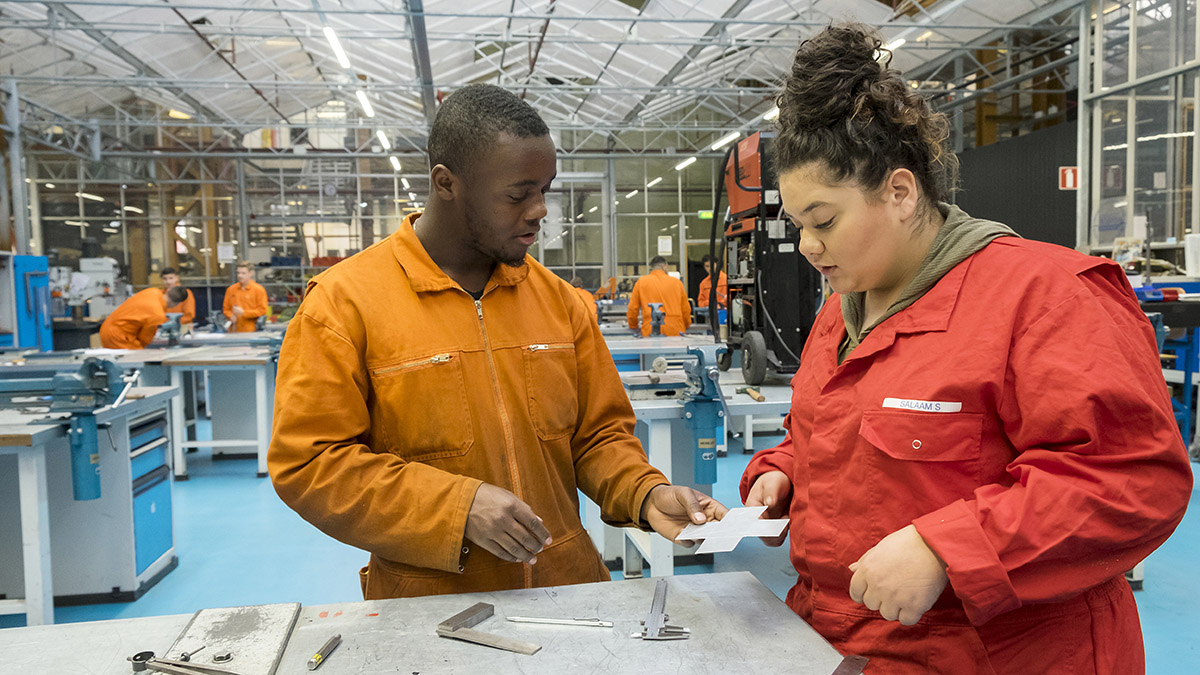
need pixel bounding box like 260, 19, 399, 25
587, 372, 792, 578
0, 572, 854, 674
603, 334, 722, 369
0, 346, 278, 479
0, 387, 178, 625
0, 420, 60, 626
136, 346, 276, 479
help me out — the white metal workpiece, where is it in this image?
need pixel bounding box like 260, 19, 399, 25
0, 572, 854, 674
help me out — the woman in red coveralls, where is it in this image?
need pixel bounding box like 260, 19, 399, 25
740, 23, 1192, 674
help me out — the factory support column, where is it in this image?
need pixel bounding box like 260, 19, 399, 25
6, 79, 29, 254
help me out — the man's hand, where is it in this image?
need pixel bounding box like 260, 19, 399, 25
640, 484, 728, 545
744, 470, 791, 546
232, 305, 245, 318
848, 524, 948, 625
464, 483, 553, 564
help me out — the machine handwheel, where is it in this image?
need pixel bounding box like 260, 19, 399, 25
742, 330, 767, 385
717, 349, 732, 371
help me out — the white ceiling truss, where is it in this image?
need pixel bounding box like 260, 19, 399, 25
0, 0, 1087, 160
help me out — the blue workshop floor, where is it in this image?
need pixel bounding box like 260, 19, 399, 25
2, 433, 1198, 673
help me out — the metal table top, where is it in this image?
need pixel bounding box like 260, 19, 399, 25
0, 572, 849, 675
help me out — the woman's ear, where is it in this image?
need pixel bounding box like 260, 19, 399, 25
885, 168, 920, 222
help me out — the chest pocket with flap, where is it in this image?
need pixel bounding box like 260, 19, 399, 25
369, 352, 474, 462
523, 343, 579, 440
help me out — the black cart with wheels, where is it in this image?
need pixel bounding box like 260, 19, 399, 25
709, 132, 823, 386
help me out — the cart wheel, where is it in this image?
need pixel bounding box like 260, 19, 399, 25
742, 331, 767, 385
717, 349, 732, 371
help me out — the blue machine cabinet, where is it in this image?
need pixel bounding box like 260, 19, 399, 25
0, 389, 178, 605
0, 254, 54, 351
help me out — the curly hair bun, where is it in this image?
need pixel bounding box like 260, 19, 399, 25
779, 25, 888, 132
773, 23, 958, 204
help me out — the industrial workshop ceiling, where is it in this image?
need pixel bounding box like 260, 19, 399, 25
0, 0, 1083, 158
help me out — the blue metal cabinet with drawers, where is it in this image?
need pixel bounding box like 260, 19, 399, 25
0, 390, 179, 605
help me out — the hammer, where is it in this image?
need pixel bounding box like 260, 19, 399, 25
736, 386, 764, 402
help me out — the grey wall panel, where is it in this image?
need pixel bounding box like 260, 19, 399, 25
955, 120, 1078, 249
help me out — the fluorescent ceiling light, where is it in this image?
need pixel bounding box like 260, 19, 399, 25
712, 131, 740, 150
75, 192, 105, 202
625, 189, 639, 199
576, 213, 584, 218
376, 130, 391, 150
917, 31, 934, 42
589, 206, 598, 213
356, 90, 375, 118
389, 155, 402, 171
123, 206, 144, 214
674, 157, 697, 171
762, 107, 779, 121
646, 177, 663, 188
400, 177, 410, 189
189, 226, 203, 233
103, 228, 119, 234
66, 220, 87, 227
884, 38, 906, 52
45, 183, 55, 189
408, 192, 418, 201
323, 26, 352, 69
167, 109, 192, 120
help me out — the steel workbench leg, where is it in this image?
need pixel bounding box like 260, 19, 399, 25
646, 419, 674, 577
171, 368, 187, 479
17, 449, 53, 625
1184, 328, 1198, 445
256, 366, 269, 478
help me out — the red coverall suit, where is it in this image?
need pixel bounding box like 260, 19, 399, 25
741, 237, 1192, 674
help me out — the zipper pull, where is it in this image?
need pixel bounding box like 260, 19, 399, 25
475, 299, 483, 320
528, 344, 548, 351
431, 353, 452, 364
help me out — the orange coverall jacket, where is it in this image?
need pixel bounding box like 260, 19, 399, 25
697, 271, 728, 309
573, 286, 597, 321
163, 287, 195, 324
269, 215, 668, 600
223, 281, 268, 332
627, 269, 691, 336
99, 288, 167, 349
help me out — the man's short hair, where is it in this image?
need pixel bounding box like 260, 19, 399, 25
236, 260, 252, 271
427, 84, 550, 178
166, 286, 188, 305
649, 256, 668, 268
570, 277, 584, 288
700, 255, 712, 265
160, 267, 178, 276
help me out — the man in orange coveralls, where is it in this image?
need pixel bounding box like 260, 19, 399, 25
222, 261, 268, 332
269, 84, 726, 600
627, 256, 691, 336
100, 286, 187, 349
696, 254, 727, 311
159, 267, 195, 324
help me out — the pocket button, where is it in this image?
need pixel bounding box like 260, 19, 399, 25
912, 439, 922, 450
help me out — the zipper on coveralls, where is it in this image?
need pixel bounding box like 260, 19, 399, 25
370, 353, 453, 376
475, 298, 533, 589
